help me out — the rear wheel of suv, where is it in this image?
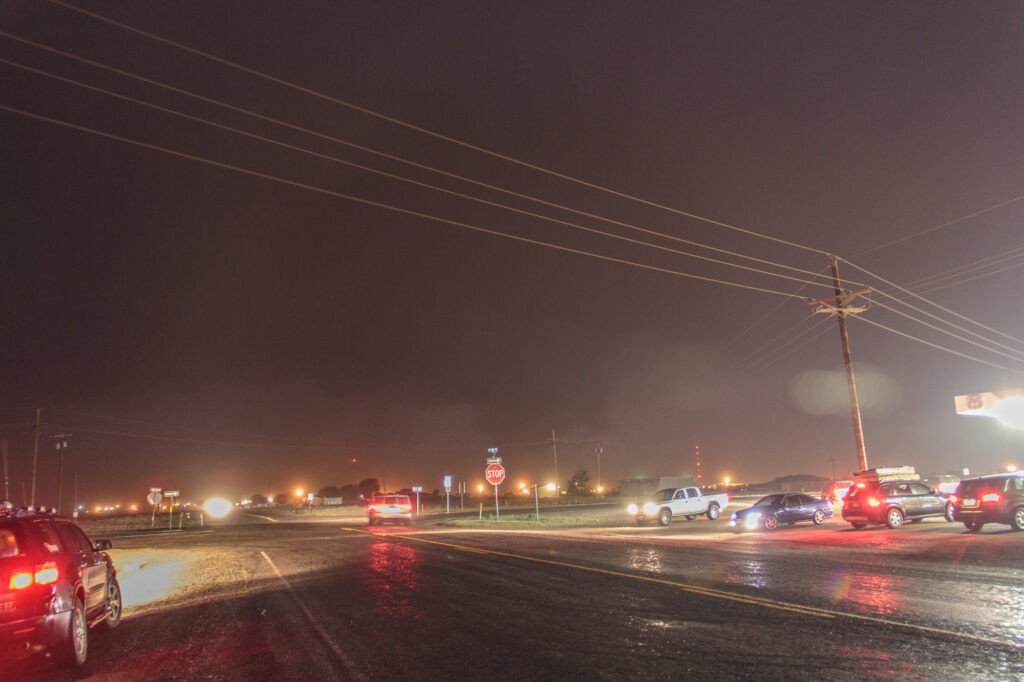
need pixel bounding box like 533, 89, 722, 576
886, 508, 904, 529
104, 578, 122, 629
1011, 507, 1024, 532
57, 597, 88, 667
944, 503, 955, 522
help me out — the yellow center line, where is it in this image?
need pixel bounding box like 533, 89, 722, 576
340, 527, 1022, 649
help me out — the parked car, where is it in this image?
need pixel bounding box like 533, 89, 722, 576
841, 480, 954, 529
952, 472, 1024, 532
729, 493, 833, 531
366, 494, 413, 524
0, 503, 121, 667
627, 487, 729, 526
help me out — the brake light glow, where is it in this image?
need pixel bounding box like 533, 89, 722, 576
10, 570, 33, 589
982, 493, 1000, 502
867, 498, 880, 507
950, 495, 958, 504
398, 504, 411, 512
35, 562, 59, 585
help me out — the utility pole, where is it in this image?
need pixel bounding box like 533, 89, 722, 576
30, 408, 40, 509
53, 434, 72, 515
550, 428, 559, 490
1, 438, 9, 500
806, 255, 871, 473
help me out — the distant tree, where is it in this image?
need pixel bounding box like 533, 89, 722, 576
274, 492, 292, 505
339, 484, 359, 501
357, 478, 381, 498
567, 469, 591, 495
317, 485, 342, 499
249, 494, 268, 506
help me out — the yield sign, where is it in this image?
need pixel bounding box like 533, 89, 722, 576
485, 462, 506, 486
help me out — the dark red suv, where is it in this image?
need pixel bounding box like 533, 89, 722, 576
0, 503, 122, 667
952, 473, 1024, 532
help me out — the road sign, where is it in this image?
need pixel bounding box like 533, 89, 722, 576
485, 462, 505, 486
412, 486, 423, 492
165, 490, 180, 497
443, 475, 452, 492
147, 490, 163, 505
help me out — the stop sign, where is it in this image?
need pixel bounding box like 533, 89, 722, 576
485, 462, 505, 486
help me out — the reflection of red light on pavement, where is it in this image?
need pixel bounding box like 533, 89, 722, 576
369, 541, 419, 619
831, 571, 900, 616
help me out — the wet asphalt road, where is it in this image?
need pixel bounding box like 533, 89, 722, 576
19, 512, 1024, 680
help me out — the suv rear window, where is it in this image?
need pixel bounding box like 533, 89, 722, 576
0, 528, 19, 558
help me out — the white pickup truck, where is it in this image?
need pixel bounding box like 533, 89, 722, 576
627, 487, 730, 526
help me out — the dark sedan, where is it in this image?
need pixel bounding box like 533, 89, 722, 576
729, 493, 832, 531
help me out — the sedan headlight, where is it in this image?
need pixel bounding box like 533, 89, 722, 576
744, 514, 762, 529
642, 502, 658, 515
627, 503, 638, 514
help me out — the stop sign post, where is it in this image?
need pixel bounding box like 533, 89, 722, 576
486, 450, 504, 520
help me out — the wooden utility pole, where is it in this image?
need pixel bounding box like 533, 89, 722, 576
806, 256, 871, 473
550, 428, 559, 490
30, 408, 40, 508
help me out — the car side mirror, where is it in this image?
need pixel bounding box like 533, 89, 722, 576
94, 539, 113, 551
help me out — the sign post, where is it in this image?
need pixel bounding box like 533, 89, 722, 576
412, 486, 423, 514
147, 488, 163, 527
165, 490, 179, 530
485, 448, 505, 520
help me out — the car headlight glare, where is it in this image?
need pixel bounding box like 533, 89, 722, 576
627, 504, 638, 514
643, 502, 658, 515
745, 514, 761, 529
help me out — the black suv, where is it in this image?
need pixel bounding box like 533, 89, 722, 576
952, 473, 1024, 532
0, 503, 122, 667
842, 479, 954, 529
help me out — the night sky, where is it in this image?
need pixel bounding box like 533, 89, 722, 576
2, 1, 1022, 507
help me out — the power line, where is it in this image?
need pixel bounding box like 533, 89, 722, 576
0, 103, 810, 300
47, 0, 831, 258
838, 257, 1024, 347
850, 316, 1024, 375
747, 320, 835, 377
911, 259, 1024, 297
864, 296, 1024, 364
854, 192, 1024, 257
0, 54, 839, 292
0, 31, 838, 287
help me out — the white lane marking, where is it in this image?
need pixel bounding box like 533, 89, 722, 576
260, 550, 366, 681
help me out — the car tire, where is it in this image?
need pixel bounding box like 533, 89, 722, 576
57, 597, 88, 668
706, 504, 721, 521
964, 520, 984, 532
763, 515, 779, 530
657, 509, 672, 526
812, 510, 825, 525
850, 521, 867, 529
1011, 507, 1024, 532
944, 503, 955, 523
104, 577, 122, 629
886, 508, 904, 529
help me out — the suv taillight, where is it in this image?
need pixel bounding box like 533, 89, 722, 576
9, 562, 58, 589
867, 497, 880, 507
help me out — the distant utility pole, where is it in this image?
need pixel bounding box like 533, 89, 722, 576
30, 408, 40, 508
806, 255, 871, 473
53, 434, 72, 515
550, 428, 559, 489
2, 438, 9, 500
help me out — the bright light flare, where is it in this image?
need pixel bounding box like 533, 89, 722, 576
204, 498, 232, 518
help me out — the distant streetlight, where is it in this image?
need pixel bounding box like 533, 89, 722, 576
477, 484, 484, 493
724, 477, 731, 486
295, 488, 303, 498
